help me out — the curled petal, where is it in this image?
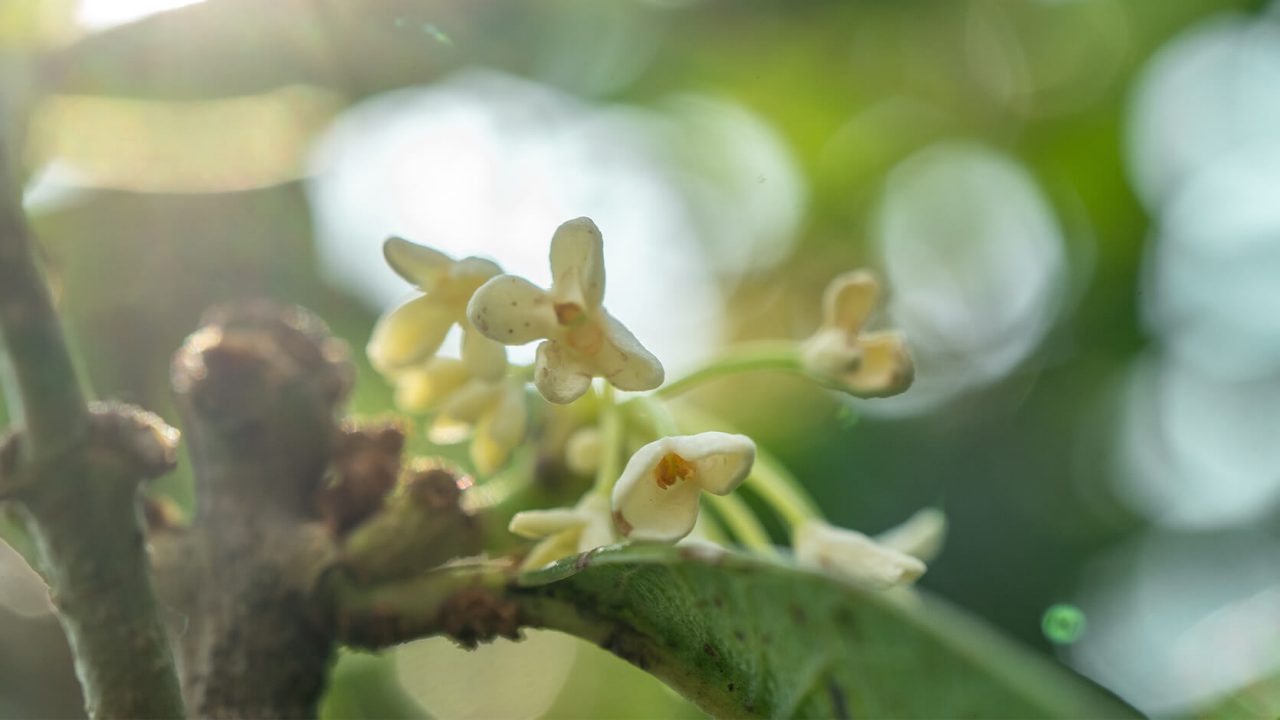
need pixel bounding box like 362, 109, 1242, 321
392, 358, 471, 412
612, 453, 702, 543
823, 270, 880, 333
800, 328, 861, 379
383, 237, 453, 290
461, 328, 508, 382
842, 331, 913, 397
661, 432, 755, 495
876, 508, 947, 563
471, 382, 527, 475
534, 341, 594, 404
468, 275, 558, 345
437, 380, 501, 425
521, 531, 582, 570
549, 217, 605, 310
794, 519, 925, 590
367, 296, 454, 372
509, 508, 585, 539
596, 312, 665, 392
610, 432, 755, 543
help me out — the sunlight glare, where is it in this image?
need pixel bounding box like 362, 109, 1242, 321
77, 0, 206, 31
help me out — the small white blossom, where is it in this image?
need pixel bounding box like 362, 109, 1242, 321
466, 217, 664, 404
509, 494, 615, 569
367, 237, 501, 374
792, 517, 928, 590
611, 432, 756, 543
800, 271, 913, 397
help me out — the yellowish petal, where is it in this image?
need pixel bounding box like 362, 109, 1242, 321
461, 328, 508, 382
534, 340, 594, 404
509, 508, 585, 539
549, 217, 605, 310
367, 296, 454, 373
392, 358, 470, 412
793, 519, 925, 590
468, 275, 557, 345
876, 508, 946, 563
383, 237, 453, 290
822, 270, 880, 334
841, 331, 914, 397
596, 311, 664, 393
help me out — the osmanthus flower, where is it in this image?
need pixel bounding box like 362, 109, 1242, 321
392, 330, 526, 476
800, 270, 914, 398
509, 494, 615, 569
466, 217, 664, 404
367, 237, 502, 374
611, 432, 756, 543
791, 510, 946, 590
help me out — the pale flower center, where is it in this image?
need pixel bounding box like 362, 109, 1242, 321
556, 302, 604, 356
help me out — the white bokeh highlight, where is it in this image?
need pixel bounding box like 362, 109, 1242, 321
868, 142, 1067, 414
307, 70, 804, 372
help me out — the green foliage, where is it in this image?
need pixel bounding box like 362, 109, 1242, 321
518, 545, 1134, 719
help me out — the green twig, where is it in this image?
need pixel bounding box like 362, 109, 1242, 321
0, 141, 185, 719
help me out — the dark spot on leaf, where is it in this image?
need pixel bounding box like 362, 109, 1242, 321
703, 642, 718, 659
789, 603, 808, 625
733, 629, 746, 642
828, 680, 850, 719
728, 682, 735, 692
713, 596, 725, 609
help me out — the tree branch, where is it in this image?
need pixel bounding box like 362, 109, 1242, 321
0, 141, 186, 719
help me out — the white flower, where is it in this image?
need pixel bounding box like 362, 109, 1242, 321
792, 517, 928, 590
800, 270, 913, 397
367, 237, 501, 374
611, 432, 755, 543
466, 217, 664, 404
509, 494, 615, 569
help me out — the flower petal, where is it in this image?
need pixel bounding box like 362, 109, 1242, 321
799, 327, 861, 379
875, 508, 946, 563
383, 237, 453, 290
392, 358, 471, 412
822, 270, 880, 333
534, 340, 595, 404
611, 448, 703, 543
793, 520, 926, 590
664, 432, 756, 495
468, 275, 558, 345
842, 331, 913, 397
595, 311, 665, 392
461, 328, 508, 382
437, 380, 501, 424
509, 508, 584, 539
549, 217, 605, 310
367, 296, 454, 372
521, 531, 583, 570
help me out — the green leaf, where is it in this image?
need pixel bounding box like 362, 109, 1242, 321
514, 545, 1135, 719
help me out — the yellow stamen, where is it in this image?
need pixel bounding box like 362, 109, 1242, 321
654, 452, 694, 490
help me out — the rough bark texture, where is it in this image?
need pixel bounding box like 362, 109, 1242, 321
1, 141, 186, 719
151, 303, 483, 718
153, 304, 351, 719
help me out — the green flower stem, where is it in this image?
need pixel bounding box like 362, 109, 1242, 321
707, 493, 778, 555
654, 341, 809, 399
591, 383, 623, 497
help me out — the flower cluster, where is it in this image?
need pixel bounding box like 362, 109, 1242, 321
368, 216, 937, 590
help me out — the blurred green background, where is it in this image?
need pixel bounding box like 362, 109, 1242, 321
4, 0, 1280, 717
